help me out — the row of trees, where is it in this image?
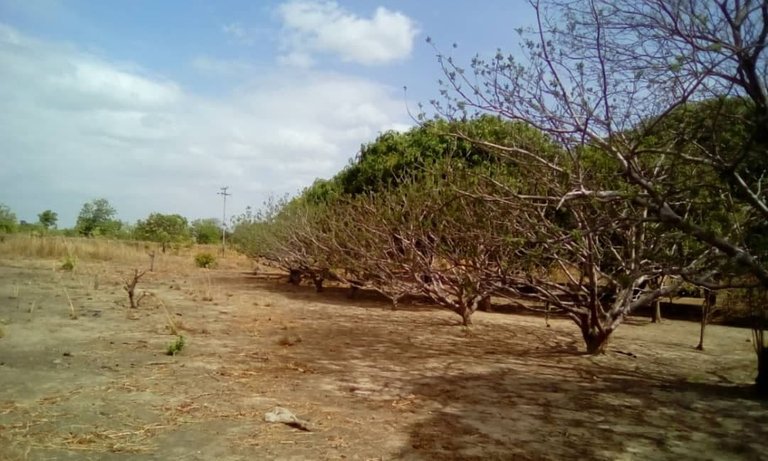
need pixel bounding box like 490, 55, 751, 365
0, 199, 223, 247
433, 0, 768, 392
0, 204, 58, 234
234, 0, 767, 394
233, 115, 708, 350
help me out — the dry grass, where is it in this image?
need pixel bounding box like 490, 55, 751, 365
62, 287, 77, 320
158, 299, 180, 335
0, 395, 165, 456
0, 235, 252, 274
0, 235, 148, 264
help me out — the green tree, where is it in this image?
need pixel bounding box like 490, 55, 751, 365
37, 210, 58, 230
0, 204, 18, 233
191, 218, 222, 245
320, 116, 549, 200
76, 198, 120, 237
134, 213, 191, 251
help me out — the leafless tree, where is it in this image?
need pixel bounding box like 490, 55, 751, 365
434, 0, 768, 390
123, 268, 147, 309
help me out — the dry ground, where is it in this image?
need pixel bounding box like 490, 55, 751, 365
0, 255, 766, 460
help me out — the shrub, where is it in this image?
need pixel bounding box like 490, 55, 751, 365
194, 252, 216, 268
166, 335, 185, 356
60, 254, 78, 271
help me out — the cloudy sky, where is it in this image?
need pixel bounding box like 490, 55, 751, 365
0, 0, 536, 227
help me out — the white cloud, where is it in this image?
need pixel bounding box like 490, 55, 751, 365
276, 1, 419, 66
221, 22, 272, 46
0, 24, 410, 225
191, 55, 259, 77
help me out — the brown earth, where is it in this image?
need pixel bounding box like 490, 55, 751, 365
0, 258, 766, 460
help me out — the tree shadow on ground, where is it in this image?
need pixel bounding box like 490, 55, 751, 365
229, 273, 455, 315
230, 273, 677, 329
215, 272, 765, 460
273, 308, 764, 461
396, 363, 768, 461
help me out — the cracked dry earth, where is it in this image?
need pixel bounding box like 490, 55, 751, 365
0, 259, 766, 460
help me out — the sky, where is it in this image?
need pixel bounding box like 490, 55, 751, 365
0, 0, 537, 227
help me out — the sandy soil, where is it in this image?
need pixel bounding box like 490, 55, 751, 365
0, 259, 766, 460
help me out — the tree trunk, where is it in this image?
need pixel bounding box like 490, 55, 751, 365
459, 307, 473, 326
313, 277, 324, 293
696, 302, 707, 350
478, 295, 492, 312
579, 317, 612, 354
651, 300, 662, 323
288, 269, 302, 285
696, 290, 715, 350
583, 330, 611, 354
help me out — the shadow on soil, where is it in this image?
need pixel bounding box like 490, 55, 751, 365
221, 273, 766, 460
227, 273, 581, 324
394, 364, 768, 461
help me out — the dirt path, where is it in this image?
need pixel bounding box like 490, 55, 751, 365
1, 261, 766, 460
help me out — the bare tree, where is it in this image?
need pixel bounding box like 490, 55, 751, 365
434, 0, 768, 391
232, 197, 332, 290
319, 172, 520, 326
460, 160, 699, 353
123, 269, 147, 309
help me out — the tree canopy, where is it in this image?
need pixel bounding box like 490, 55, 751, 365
37, 210, 58, 230
134, 213, 191, 248
75, 198, 120, 237
0, 204, 18, 234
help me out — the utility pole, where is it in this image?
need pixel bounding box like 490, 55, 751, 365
217, 186, 231, 254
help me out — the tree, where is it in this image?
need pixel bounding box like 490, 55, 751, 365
435, 0, 768, 391
455, 145, 702, 352
319, 169, 520, 325
134, 213, 191, 251
37, 210, 58, 230
76, 198, 120, 237
0, 204, 18, 233
231, 197, 331, 285
191, 218, 221, 245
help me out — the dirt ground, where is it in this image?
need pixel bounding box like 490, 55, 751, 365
1, 258, 766, 461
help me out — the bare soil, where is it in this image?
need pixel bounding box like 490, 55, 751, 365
1, 259, 766, 460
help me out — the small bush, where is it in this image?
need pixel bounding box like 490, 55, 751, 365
166, 335, 185, 356
194, 252, 216, 268
60, 254, 78, 271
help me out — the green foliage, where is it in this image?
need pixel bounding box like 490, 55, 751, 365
134, 213, 191, 246
60, 254, 77, 271
18, 221, 43, 235
194, 252, 216, 268
635, 97, 766, 266
76, 198, 121, 237
37, 210, 58, 230
166, 335, 185, 356
232, 117, 559, 278
0, 204, 18, 234
191, 218, 221, 244
312, 116, 553, 200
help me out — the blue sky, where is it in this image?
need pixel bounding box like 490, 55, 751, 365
0, 0, 537, 226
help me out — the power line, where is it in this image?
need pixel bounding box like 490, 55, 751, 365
217, 186, 231, 253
